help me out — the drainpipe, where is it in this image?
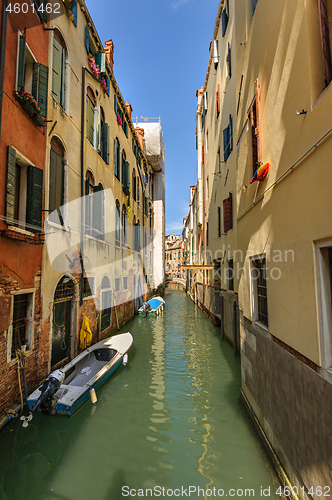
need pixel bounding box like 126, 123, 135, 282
80, 67, 86, 306
0, 0, 8, 140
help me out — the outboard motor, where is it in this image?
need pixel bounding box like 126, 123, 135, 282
21, 369, 65, 427
31, 369, 65, 413
142, 302, 151, 317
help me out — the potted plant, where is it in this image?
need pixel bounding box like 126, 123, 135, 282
122, 184, 130, 196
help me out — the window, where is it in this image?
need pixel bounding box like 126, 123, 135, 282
115, 277, 121, 292
122, 204, 127, 245
206, 222, 209, 246
115, 200, 120, 246
49, 137, 65, 225
121, 152, 130, 190
101, 276, 112, 331
318, 0, 332, 87
216, 84, 220, 118
315, 242, 332, 370
98, 107, 109, 164
251, 258, 268, 327
86, 87, 95, 146
251, 0, 258, 17
222, 0, 229, 36
114, 138, 120, 180
16, 28, 48, 119
223, 115, 233, 161
10, 292, 34, 359
223, 192, 232, 233
217, 206, 221, 237
5, 146, 43, 233
83, 276, 95, 298
52, 31, 66, 108
85, 172, 104, 237
227, 259, 234, 291
226, 43, 232, 79
132, 169, 136, 201
123, 277, 128, 290
250, 81, 261, 175
213, 40, 219, 69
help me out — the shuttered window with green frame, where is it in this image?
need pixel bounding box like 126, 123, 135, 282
5, 146, 17, 222
86, 94, 95, 145
49, 148, 64, 224
52, 37, 65, 107
17, 28, 26, 92
26, 165, 43, 232
102, 122, 109, 164
32, 63, 48, 117
144, 196, 148, 217
92, 184, 104, 238
122, 160, 130, 187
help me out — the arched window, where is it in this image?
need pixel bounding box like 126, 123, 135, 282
49, 136, 65, 224
52, 30, 67, 109
122, 204, 127, 245
101, 275, 112, 331
132, 169, 136, 201
115, 200, 120, 246
114, 138, 120, 180
85, 170, 104, 236
86, 87, 96, 146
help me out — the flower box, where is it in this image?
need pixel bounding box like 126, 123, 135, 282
122, 185, 130, 196
14, 91, 44, 127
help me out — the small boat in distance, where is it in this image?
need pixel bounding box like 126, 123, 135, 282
25, 332, 133, 421
138, 296, 165, 316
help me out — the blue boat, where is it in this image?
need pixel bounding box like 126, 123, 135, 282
25, 333, 133, 420
138, 296, 165, 316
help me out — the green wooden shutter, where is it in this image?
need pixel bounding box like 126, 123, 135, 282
223, 126, 230, 161
70, 0, 77, 26
5, 147, 17, 221
26, 165, 43, 232
95, 53, 106, 74
227, 43, 231, 78
85, 25, 90, 53
86, 95, 94, 145
93, 184, 103, 236
102, 122, 109, 164
32, 63, 48, 118
229, 114, 233, 152
144, 196, 148, 217
114, 94, 117, 113
17, 28, 26, 92
124, 161, 130, 187
105, 74, 110, 96
49, 149, 64, 224
52, 38, 64, 105
114, 138, 118, 177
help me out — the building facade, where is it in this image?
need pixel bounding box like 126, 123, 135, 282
0, 0, 165, 419
165, 234, 183, 278
184, 0, 332, 493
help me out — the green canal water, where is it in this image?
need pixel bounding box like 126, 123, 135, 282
0, 289, 280, 500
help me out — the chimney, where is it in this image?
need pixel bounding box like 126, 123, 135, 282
136, 127, 145, 151
104, 39, 114, 70
125, 102, 133, 119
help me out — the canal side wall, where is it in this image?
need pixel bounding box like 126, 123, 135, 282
240, 315, 332, 494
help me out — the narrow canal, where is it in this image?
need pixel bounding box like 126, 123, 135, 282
0, 288, 280, 500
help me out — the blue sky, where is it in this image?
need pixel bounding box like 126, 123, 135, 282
86, 0, 219, 235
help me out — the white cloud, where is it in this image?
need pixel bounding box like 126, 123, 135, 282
171, 0, 193, 11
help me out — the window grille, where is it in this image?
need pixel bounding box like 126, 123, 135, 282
115, 277, 121, 292
54, 276, 74, 302
12, 294, 28, 357
252, 258, 268, 327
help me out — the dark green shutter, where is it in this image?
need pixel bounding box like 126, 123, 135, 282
227, 43, 231, 78
32, 63, 48, 117
132, 138, 135, 153
114, 94, 117, 113
52, 38, 64, 105
26, 165, 43, 232
5, 147, 17, 221
70, 0, 77, 26
124, 161, 130, 187
102, 122, 109, 164
17, 28, 26, 92
95, 53, 106, 74
93, 184, 103, 236
114, 138, 118, 177
251, 0, 258, 17
144, 196, 148, 217
105, 74, 110, 96
85, 25, 90, 53
223, 126, 230, 161
49, 149, 64, 223
86, 95, 94, 145
222, 9, 228, 36
229, 114, 233, 152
